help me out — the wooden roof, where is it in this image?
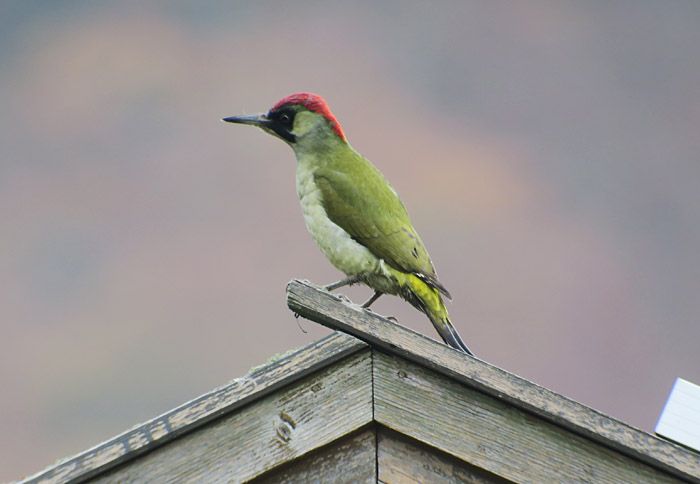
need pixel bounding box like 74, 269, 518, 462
19, 279, 700, 484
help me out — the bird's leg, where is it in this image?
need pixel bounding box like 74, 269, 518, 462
324, 276, 360, 292
360, 290, 383, 309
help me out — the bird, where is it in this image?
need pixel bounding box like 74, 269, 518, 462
223, 93, 473, 355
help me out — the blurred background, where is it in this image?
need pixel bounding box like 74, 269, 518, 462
2, 1, 700, 481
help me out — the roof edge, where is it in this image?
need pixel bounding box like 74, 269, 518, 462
17, 332, 367, 484
286, 279, 700, 483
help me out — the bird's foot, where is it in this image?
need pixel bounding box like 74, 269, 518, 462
324, 276, 360, 292
360, 290, 383, 308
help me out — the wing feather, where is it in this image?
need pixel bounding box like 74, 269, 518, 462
313, 157, 451, 299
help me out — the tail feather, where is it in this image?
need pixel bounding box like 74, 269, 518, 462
426, 308, 474, 356
402, 274, 474, 356
432, 313, 473, 356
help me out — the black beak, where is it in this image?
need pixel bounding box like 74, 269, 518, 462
222, 113, 269, 126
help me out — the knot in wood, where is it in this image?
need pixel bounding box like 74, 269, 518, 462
276, 422, 293, 443
275, 412, 296, 443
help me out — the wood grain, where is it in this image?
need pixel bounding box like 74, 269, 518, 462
250, 427, 377, 484
374, 352, 685, 484
377, 427, 512, 484
286, 279, 700, 483
20, 332, 367, 484
90, 350, 373, 483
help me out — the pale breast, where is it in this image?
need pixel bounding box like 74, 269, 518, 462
296, 166, 379, 277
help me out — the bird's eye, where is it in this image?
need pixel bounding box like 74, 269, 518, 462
280, 113, 291, 124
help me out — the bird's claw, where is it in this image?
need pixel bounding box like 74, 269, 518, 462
331, 292, 352, 303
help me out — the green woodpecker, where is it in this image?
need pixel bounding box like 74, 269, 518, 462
223, 93, 472, 355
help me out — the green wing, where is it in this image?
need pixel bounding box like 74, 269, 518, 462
314, 155, 451, 298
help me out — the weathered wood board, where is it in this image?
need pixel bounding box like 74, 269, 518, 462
90, 350, 373, 483
16, 280, 700, 484
286, 279, 700, 483
19, 333, 367, 484
377, 427, 511, 484
250, 428, 377, 484
374, 351, 685, 484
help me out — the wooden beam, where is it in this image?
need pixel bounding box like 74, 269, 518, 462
375, 351, 681, 483
91, 350, 374, 483
286, 279, 700, 483
19, 332, 368, 484
377, 427, 509, 484
250, 427, 377, 484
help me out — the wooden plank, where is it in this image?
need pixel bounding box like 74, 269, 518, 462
89, 350, 373, 483
374, 352, 687, 484
377, 427, 511, 484
250, 427, 377, 484
20, 332, 367, 484
286, 279, 700, 483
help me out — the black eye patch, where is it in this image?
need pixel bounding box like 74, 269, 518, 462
266, 108, 297, 143
269, 108, 295, 126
